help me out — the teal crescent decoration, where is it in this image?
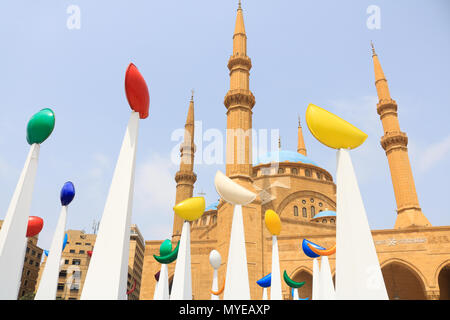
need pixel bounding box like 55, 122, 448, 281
26, 108, 55, 145
283, 270, 305, 289
153, 240, 180, 264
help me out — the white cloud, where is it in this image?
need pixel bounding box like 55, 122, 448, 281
418, 135, 450, 173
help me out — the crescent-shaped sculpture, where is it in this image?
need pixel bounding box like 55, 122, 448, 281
307, 242, 336, 256
60, 181, 75, 206
214, 171, 256, 205
153, 240, 180, 264
305, 103, 368, 150
210, 279, 225, 295
302, 239, 325, 258
173, 197, 205, 221
26, 216, 44, 237
264, 210, 281, 236
125, 63, 150, 119
256, 273, 272, 288
283, 270, 305, 289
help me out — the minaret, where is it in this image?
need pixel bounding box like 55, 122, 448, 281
297, 116, 307, 156
371, 43, 431, 228
173, 93, 197, 239
224, 1, 256, 187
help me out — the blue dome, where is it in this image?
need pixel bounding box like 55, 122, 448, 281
254, 150, 318, 167
205, 201, 219, 212
312, 210, 336, 219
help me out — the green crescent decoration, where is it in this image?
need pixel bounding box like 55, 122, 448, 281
283, 270, 305, 288
153, 239, 180, 264
26, 108, 55, 145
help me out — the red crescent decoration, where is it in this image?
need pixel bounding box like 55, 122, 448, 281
210, 279, 225, 295
26, 216, 44, 237
127, 279, 137, 295
307, 243, 336, 256
125, 63, 149, 119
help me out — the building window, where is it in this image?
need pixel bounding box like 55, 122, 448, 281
294, 206, 298, 216
291, 168, 298, 175
35, 262, 39, 267
322, 219, 327, 224
37, 253, 41, 259
302, 200, 306, 205
59, 270, 67, 278
26, 270, 31, 276
202, 216, 207, 226
302, 207, 307, 217
311, 206, 316, 218
212, 215, 217, 224
330, 219, 335, 224
31, 250, 36, 256
72, 259, 81, 265
24, 280, 28, 286
26, 247, 30, 253
57, 283, 65, 291
310, 198, 314, 203
305, 169, 311, 177
75, 242, 82, 245
24, 257, 27, 262
319, 202, 323, 207
79, 250, 85, 254
278, 168, 285, 174
64, 260, 69, 265
28, 259, 33, 265
69, 250, 75, 253
317, 172, 322, 180
85, 243, 91, 246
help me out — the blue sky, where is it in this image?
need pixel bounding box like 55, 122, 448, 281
0, 0, 449, 252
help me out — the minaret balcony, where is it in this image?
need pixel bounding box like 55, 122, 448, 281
377, 99, 398, 115
175, 171, 197, 184
224, 89, 255, 109
380, 131, 408, 150
227, 55, 252, 70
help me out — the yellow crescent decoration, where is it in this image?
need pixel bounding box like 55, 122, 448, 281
305, 104, 368, 150
173, 197, 206, 221
210, 279, 226, 295
265, 210, 281, 236
307, 242, 336, 256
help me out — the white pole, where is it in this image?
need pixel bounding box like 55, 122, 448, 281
153, 280, 159, 300
262, 288, 268, 300
270, 236, 282, 300
223, 204, 250, 300
293, 288, 299, 300
170, 221, 192, 300
81, 112, 139, 300
335, 149, 388, 300
35, 206, 68, 300
211, 269, 219, 300
154, 264, 169, 300
318, 256, 335, 300
0, 143, 40, 300
312, 258, 320, 300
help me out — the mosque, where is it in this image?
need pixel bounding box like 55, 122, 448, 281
140, 3, 450, 300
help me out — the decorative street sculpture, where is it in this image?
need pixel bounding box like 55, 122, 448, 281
170, 197, 205, 300
256, 273, 271, 300
209, 250, 223, 300
35, 182, 75, 300
0, 108, 54, 300
302, 239, 325, 300
81, 63, 149, 300
305, 103, 388, 300
308, 243, 336, 300
214, 171, 256, 300
283, 270, 305, 300
264, 209, 282, 300
153, 239, 180, 300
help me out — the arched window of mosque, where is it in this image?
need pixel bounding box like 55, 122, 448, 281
311, 206, 316, 217
317, 172, 322, 180
310, 198, 314, 203
305, 169, 311, 177
302, 200, 306, 205
330, 219, 335, 224
302, 207, 307, 217
278, 168, 285, 174
202, 216, 207, 226
294, 206, 298, 217
319, 202, 323, 207
322, 219, 327, 224
291, 168, 298, 175
212, 215, 217, 224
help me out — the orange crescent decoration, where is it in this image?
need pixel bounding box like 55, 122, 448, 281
126, 279, 137, 295
307, 243, 336, 256
210, 279, 225, 295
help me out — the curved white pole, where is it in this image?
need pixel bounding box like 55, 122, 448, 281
170, 221, 192, 300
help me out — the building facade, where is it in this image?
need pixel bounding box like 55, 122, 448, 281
139, 4, 450, 300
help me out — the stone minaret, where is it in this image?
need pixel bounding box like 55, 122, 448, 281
224, 0, 256, 187
371, 44, 430, 229
297, 116, 307, 156
173, 94, 197, 240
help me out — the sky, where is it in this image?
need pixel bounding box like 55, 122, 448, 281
0, 0, 449, 254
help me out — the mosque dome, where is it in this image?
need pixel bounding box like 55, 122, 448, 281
312, 210, 336, 219
204, 201, 219, 212
253, 150, 318, 167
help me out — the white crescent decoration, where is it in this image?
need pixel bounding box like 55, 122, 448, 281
214, 171, 256, 205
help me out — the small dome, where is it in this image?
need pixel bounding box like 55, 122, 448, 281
254, 150, 318, 167
312, 210, 336, 220
205, 201, 219, 212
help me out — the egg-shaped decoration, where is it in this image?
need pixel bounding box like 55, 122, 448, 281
209, 250, 222, 269
60, 181, 75, 206
125, 63, 149, 119
87, 250, 93, 257
305, 103, 367, 150
173, 197, 205, 221
214, 171, 256, 205
26, 108, 55, 145
26, 216, 44, 237
265, 210, 281, 236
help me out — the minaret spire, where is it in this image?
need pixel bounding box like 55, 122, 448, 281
173, 94, 197, 239
224, 1, 255, 186
372, 45, 430, 228
297, 115, 307, 156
